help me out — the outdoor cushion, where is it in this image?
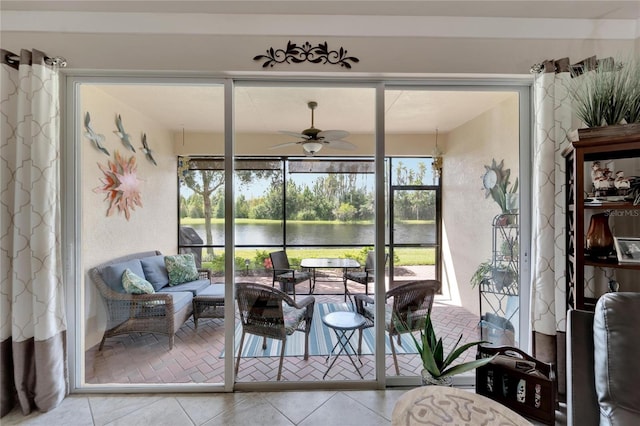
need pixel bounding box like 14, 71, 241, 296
140, 255, 169, 291
157, 279, 210, 296
345, 271, 371, 284
121, 268, 155, 294
101, 259, 145, 293
194, 283, 225, 300
137, 291, 193, 316
282, 304, 306, 335
167, 291, 193, 312
363, 303, 393, 327
165, 253, 199, 286
276, 271, 310, 283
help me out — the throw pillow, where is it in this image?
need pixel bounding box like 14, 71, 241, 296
140, 255, 170, 291
122, 268, 155, 294
164, 253, 199, 286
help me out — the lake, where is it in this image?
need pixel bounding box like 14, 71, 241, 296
181, 222, 436, 246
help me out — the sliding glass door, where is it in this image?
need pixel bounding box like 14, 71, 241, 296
70, 76, 529, 392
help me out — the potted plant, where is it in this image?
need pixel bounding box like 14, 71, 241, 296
569, 56, 640, 128
401, 313, 496, 386
471, 261, 517, 291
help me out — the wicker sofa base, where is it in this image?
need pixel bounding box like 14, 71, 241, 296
100, 300, 193, 350
91, 251, 214, 350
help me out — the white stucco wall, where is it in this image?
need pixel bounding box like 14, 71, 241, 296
1, 32, 636, 75
81, 85, 177, 347
442, 94, 519, 316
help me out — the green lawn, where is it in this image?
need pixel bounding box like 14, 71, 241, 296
199, 247, 435, 273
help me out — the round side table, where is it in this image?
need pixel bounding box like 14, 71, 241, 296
322, 311, 366, 379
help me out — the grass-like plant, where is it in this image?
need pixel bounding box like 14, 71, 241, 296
570, 56, 640, 127
402, 313, 496, 380
625, 57, 640, 124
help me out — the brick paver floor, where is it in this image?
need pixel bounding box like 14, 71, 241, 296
86, 269, 482, 384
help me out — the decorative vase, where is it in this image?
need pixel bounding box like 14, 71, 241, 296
586, 213, 614, 258
421, 369, 453, 387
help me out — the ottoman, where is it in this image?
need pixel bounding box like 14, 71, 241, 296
192, 284, 225, 328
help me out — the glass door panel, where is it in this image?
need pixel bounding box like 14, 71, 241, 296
233, 84, 377, 385
80, 82, 225, 388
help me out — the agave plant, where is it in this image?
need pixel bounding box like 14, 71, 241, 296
404, 313, 496, 380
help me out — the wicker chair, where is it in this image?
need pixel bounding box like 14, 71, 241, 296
89, 251, 211, 350
344, 251, 388, 297
269, 250, 311, 300
354, 280, 441, 375
235, 282, 315, 381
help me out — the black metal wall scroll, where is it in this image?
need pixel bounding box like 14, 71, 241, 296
254, 41, 359, 69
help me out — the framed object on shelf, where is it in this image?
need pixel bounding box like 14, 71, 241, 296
614, 237, 640, 264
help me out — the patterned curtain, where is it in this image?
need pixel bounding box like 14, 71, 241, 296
530, 56, 598, 396
1, 49, 68, 417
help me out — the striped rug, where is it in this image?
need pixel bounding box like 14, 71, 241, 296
223, 302, 419, 358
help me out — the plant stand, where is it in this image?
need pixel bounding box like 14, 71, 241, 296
479, 213, 520, 346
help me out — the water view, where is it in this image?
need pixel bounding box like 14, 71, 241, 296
182, 221, 436, 246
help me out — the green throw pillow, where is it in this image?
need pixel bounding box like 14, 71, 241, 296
164, 253, 199, 286
122, 268, 155, 294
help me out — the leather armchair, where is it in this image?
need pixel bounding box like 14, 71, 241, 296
567, 292, 640, 425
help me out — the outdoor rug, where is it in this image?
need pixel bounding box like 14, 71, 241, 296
221, 302, 419, 358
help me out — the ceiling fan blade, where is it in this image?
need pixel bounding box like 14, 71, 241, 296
269, 141, 302, 150
328, 140, 357, 150
317, 130, 350, 141
279, 130, 309, 139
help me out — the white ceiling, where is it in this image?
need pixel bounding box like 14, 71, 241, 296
93, 84, 515, 134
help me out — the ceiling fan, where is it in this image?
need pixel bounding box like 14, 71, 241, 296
270, 101, 356, 156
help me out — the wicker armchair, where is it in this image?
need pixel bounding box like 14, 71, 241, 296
269, 250, 311, 300
89, 251, 211, 350
344, 251, 388, 297
354, 280, 440, 375
235, 282, 315, 380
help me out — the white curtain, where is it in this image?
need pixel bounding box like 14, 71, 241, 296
1, 48, 68, 417
531, 58, 573, 338
530, 56, 599, 396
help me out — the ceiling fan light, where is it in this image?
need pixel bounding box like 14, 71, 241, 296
302, 141, 323, 155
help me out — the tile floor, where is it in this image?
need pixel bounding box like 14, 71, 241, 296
0, 390, 410, 425
5, 269, 555, 425
2, 389, 566, 425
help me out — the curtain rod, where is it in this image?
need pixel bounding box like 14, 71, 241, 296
1, 49, 67, 70
529, 56, 613, 75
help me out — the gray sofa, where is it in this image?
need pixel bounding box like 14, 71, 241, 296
567, 292, 640, 425
89, 250, 217, 350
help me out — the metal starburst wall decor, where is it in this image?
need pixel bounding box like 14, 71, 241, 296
94, 150, 143, 220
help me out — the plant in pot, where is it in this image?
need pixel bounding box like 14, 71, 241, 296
569, 56, 640, 128
471, 261, 517, 292
399, 313, 496, 386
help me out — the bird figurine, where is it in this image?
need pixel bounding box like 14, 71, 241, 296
141, 133, 157, 166
84, 112, 109, 156
114, 114, 135, 152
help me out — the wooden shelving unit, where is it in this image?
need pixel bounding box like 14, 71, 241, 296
564, 123, 640, 311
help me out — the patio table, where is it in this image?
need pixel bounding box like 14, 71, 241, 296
300, 258, 360, 301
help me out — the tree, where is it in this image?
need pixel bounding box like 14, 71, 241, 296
335, 202, 357, 222
235, 194, 250, 218
181, 170, 224, 254
180, 163, 280, 254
